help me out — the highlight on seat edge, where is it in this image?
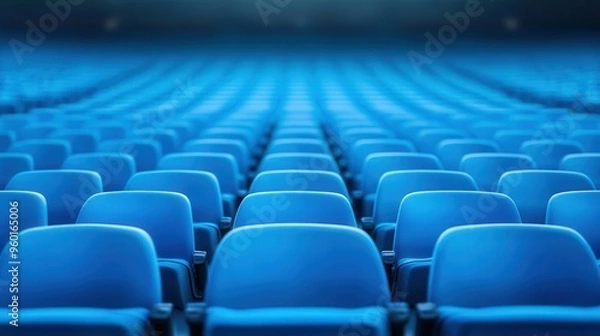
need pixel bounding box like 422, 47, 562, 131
1, 0, 600, 335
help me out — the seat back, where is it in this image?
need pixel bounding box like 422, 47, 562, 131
234, 191, 356, 228
520, 140, 583, 169
184, 139, 249, 173
560, 153, 600, 188
77, 191, 194, 263
207, 224, 389, 308
250, 170, 349, 199
395, 191, 521, 260
259, 153, 340, 174
62, 153, 136, 192
497, 170, 595, 223
98, 139, 162, 172
158, 153, 239, 194
350, 139, 415, 175
0, 191, 47, 248
547, 191, 600, 258
435, 139, 499, 170
0, 224, 161, 309
6, 170, 102, 224
9, 140, 71, 169
0, 154, 33, 189
429, 224, 600, 307
126, 170, 223, 224
373, 171, 478, 224
460, 153, 536, 191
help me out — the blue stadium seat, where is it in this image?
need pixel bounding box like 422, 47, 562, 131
520, 140, 583, 169
0, 191, 47, 249
77, 191, 203, 308
158, 153, 243, 216
62, 153, 136, 192
0, 131, 15, 152
497, 170, 596, 223
426, 224, 600, 336
9, 140, 71, 169
494, 129, 538, 152
266, 139, 329, 155
249, 170, 350, 199
272, 127, 324, 140
414, 128, 467, 153
460, 153, 536, 191
202, 224, 394, 336
259, 153, 340, 174
98, 139, 162, 172
569, 130, 600, 152
184, 139, 249, 173
201, 127, 256, 151
547, 191, 600, 259
18, 124, 59, 140
0, 224, 163, 335
6, 170, 102, 225
357, 153, 442, 217
0, 154, 33, 189
561, 154, 600, 188
234, 191, 356, 228
125, 170, 226, 262
50, 130, 99, 153
89, 123, 128, 141
134, 129, 180, 154
367, 170, 478, 251
349, 139, 415, 179
391, 191, 521, 304
435, 139, 499, 170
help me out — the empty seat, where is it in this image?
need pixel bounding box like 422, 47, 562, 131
125, 170, 227, 262
0, 131, 15, 151
234, 191, 356, 228
0, 154, 33, 189
569, 130, 600, 152
414, 128, 467, 153
250, 170, 350, 199
561, 154, 600, 188
460, 153, 536, 191
77, 191, 203, 308
367, 171, 478, 251
201, 224, 395, 336
391, 191, 521, 304
9, 140, 71, 169
50, 130, 99, 153
272, 127, 323, 140
6, 170, 102, 225
18, 124, 59, 140
435, 139, 499, 170
259, 153, 340, 174
497, 170, 595, 223
547, 191, 600, 259
520, 140, 583, 169
0, 191, 47, 248
98, 139, 162, 172
62, 153, 136, 191
89, 123, 127, 140
357, 153, 442, 217
0, 224, 163, 335
266, 139, 329, 155
134, 129, 180, 154
426, 224, 600, 336
184, 139, 249, 173
349, 139, 415, 178
494, 129, 538, 152
158, 153, 242, 216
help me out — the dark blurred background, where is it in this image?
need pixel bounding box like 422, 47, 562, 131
1, 0, 600, 37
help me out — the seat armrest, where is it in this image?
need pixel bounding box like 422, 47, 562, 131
219, 217, 233, 230
186, 302, 207, 336
150, 303, 174, 336
193, 251, 208, 297
382, 250, 395, 290
360, 216, 374, 231
388, 302, 409, 336
415, 302, 438, 336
